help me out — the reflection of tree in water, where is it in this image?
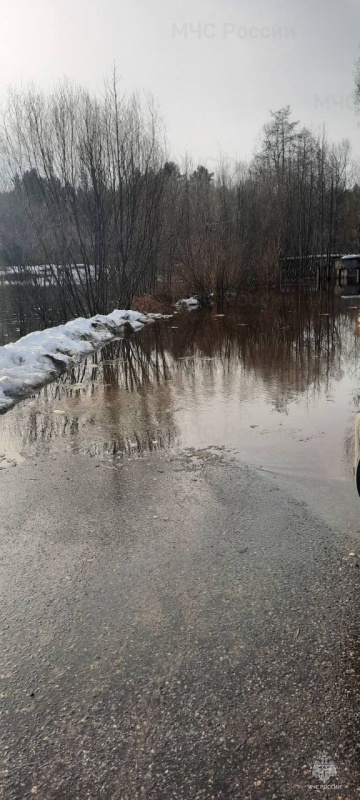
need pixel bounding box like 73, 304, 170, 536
4, 329, 178, 459
150, 292, 349, 412
2, 292, 360, 461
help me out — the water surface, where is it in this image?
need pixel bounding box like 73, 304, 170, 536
1, 292, 360, 482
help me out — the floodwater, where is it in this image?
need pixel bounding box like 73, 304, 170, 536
1, 291, 360, 483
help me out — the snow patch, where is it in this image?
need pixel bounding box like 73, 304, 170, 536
0, 309, 157, 413
175, 296, 200, 309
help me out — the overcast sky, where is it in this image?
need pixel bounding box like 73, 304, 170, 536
1, 0, 359, 167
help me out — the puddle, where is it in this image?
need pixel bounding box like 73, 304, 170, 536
1, 293, 360, 481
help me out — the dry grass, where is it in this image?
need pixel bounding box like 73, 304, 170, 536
132, 294, 165, 314
132, 278, 186, 314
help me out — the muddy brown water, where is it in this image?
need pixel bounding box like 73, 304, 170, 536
1, 292, 360, 484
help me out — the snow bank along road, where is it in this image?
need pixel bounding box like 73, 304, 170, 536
0, 309, 162, 413
0, 298, 201, 414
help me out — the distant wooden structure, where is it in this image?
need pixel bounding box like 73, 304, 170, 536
281, 254, 342, 287
335, 254, 360, 284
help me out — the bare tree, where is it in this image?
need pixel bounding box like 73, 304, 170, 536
0, 78, 166, 317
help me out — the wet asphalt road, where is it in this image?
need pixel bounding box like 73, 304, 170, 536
0, 447, 359, 799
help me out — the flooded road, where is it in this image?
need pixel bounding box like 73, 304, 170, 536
1, 291, 360, 483
1, 292, 360, 798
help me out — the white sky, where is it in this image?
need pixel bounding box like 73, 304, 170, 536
0, 0, 359, 167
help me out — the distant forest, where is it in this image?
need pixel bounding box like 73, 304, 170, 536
0, 73, 360, 323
